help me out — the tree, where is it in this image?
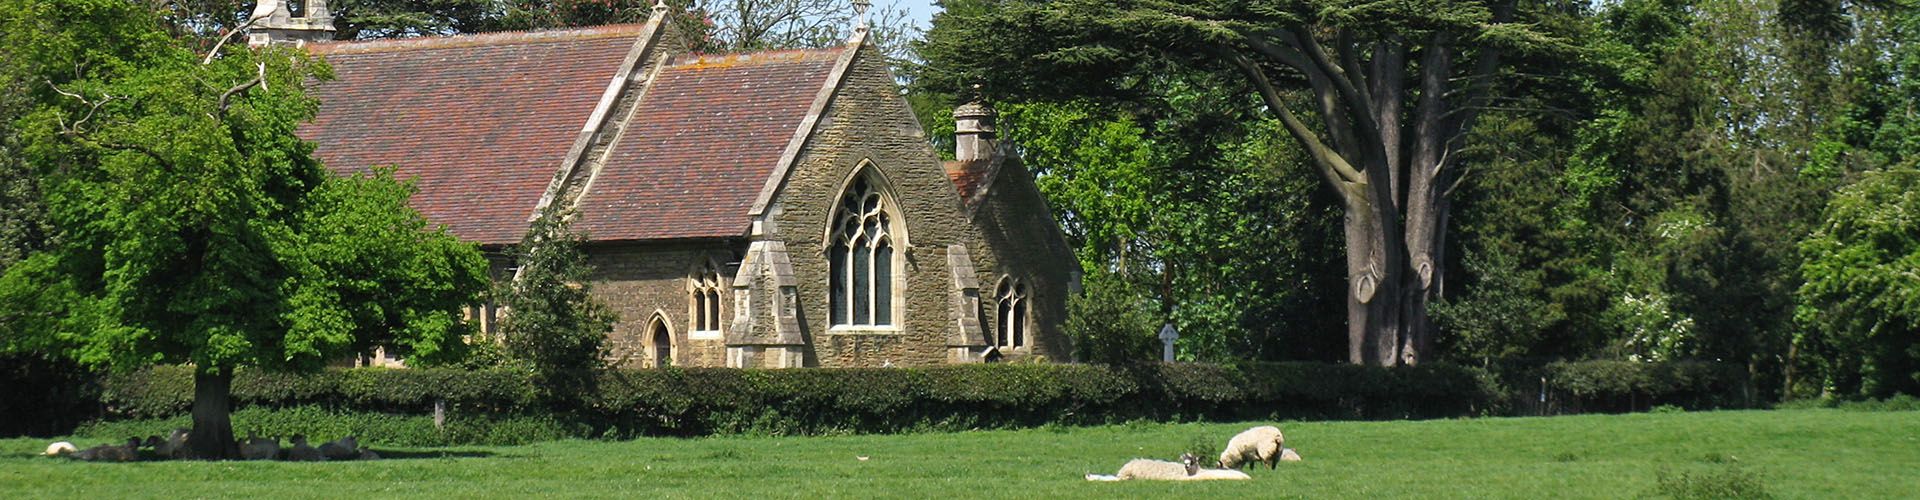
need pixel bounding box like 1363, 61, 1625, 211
919, 0, 1553, 365
494, 207, 617, 403
0, 0, 489, 458
1796, 165, 1920, 398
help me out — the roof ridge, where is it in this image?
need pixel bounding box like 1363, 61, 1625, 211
669, 46, 846, 67
311, 24, 652, 55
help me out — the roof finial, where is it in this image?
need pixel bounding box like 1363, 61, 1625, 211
852, 0, 871, 31
653, 0, 668, 14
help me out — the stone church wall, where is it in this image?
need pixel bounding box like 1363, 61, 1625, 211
585, 240, 744, 368
767, 46, 1070, 366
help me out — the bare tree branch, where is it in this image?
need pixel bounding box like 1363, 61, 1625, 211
1230, 55, 1366, 189
202, 13, 271, 66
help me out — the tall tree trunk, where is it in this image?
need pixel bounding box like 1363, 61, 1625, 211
187, 366, 238, 460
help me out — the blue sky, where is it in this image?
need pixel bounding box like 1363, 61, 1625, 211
897, 0, 943, 31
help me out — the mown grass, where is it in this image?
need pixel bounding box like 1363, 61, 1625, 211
1, 409, 1915, 499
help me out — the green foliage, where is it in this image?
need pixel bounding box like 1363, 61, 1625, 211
1066, 270, 1158, 364
999, 89, 1345, 363
0, 353, 97, 437
495, 208, 616, 402
0, 0, 487, 376
91, 362, 1500, 438
1796, 165, 1920, 397
74, 405, 578, 447
1541, 360, 1751, 413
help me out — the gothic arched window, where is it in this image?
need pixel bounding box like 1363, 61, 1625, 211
690, 260, 723, 334
995, 277, 1029, 349
829, 175, 898, 327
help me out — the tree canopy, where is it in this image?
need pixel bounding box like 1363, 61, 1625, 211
0, 0, 489, 457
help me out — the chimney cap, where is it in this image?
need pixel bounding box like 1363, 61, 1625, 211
954, 102, 995, 120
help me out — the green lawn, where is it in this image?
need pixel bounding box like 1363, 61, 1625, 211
2, 409, 1915, 498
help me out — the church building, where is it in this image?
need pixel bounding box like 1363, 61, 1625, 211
267, 0, 1079, 367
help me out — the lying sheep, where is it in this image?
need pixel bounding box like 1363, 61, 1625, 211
1219, 425, 1288, 470
75, 437, 141, 462
240, 432, 279, 461
286, 435, 324, 462
43, 441, 77, 457
148, 428, 189, 459
318, 436, 360, 461
1086, 453, 1253, 481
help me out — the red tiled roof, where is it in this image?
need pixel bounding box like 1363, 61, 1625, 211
572, 48, 845, 241
945, 160, 994, 208
301, 25, 646, 245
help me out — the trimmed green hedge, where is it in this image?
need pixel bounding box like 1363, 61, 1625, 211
97, 362, 1498, 438
1538, 360, 1752, 413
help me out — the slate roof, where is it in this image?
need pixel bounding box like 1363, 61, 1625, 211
301, 25, 646, 245
571, 48, 845, 241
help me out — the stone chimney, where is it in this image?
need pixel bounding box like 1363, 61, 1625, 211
953, 102, 996, 162
247, 0, 336, 47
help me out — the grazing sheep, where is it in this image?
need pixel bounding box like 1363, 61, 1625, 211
1086, 453, 1253, 481
285, 435, 324, 462
1218, 425, 1287, 470
43, 442, 77, 457
318, 436, 360, 461
240, 432, 279, 461
357, 449, 381, 461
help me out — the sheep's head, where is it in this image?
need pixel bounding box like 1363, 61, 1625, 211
1180, 453, 1201, 476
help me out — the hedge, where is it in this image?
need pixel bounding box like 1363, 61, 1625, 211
93, 362, 1498, 438
1534, 360, 1753, 414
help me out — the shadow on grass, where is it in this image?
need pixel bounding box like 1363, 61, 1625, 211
368, 449, 498, 460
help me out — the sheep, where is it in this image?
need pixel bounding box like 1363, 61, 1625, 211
148, 428, 189, 459
318, 436, 360, 461
1218, 425, 1288, 470
1279, 447, 1303, 462
240, 432, 279, 461
285, 435, 324, 462
1086, 453, 1253, 481
43, 441, 77, 457
75, 437, 141, 462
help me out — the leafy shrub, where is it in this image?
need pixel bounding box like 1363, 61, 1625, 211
0, 354, 100, 437
1541, 360, 1750, 413
73, 405, 576, 447
93, 362, 1499, 440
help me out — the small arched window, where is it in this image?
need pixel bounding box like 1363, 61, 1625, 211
648, 315, 673, 368
829, 175, 898, 327
995, 277, 1029, 349
690, 260, 723, 334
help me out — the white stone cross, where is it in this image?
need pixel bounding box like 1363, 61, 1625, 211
1158, 323, 1179, 362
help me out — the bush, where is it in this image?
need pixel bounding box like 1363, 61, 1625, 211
1540, 360, 1751, 413
0, 353, 100, 437
72, 405, 577, 447
93, 361, 1499, 441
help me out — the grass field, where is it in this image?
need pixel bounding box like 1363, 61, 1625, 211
2, 409, 1915, 498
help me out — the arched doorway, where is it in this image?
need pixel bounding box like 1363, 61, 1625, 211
649, 315, 673, 368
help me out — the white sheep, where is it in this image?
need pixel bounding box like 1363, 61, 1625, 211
43, 441, 77, 457
1219, 425, 1288, 470
1086, 453, 1253, 481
